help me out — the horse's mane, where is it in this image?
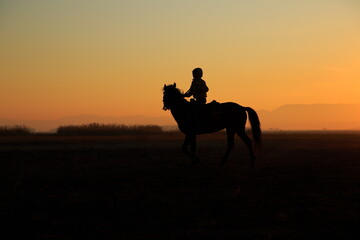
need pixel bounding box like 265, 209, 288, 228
163, 84, 184, 98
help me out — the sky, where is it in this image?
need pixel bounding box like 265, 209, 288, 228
1, 0, 359, 122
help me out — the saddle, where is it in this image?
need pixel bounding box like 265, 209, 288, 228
205, 100, 222, 118
189, 100, 222, 121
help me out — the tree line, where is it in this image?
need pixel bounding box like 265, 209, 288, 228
0, 123, 165, 136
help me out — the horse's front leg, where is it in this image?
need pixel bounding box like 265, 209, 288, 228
182, 134, 197, 165
221, 130, 235, 165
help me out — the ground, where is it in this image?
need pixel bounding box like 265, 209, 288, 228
1, 132, 359, 239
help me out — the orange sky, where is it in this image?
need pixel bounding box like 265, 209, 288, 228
0, 0, 359, 122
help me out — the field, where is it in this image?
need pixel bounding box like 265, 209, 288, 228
1, 131, 360, 239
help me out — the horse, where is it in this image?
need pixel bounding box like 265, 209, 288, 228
163, 83, 262, 165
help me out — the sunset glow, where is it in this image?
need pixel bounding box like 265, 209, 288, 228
1, 0, 359, 129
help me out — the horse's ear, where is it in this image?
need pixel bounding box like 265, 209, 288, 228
174, 82, 176, 87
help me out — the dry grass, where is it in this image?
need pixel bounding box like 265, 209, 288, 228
1, 131, 359, 239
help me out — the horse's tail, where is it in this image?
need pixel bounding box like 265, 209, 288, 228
245, 107, 262, 150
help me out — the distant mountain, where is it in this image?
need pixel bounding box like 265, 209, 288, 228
1, 104, 360, 132
56, 114, 174, 126
257, 104, 360, 130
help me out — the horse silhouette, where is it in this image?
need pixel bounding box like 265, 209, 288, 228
163, 83, 262, 165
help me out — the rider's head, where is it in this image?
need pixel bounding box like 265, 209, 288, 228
192, 68, 203, 79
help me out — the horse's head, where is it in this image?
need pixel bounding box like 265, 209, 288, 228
163, 83, 184, 110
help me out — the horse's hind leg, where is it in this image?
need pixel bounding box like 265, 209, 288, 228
237, 129, 256, 164
221, 130, 235, 165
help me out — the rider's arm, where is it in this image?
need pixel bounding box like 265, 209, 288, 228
183, 81, 195, 97
183, 91, 192, 97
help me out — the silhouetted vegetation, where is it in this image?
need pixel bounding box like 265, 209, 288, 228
56, 123, 163, 136
0, 125, 33, 136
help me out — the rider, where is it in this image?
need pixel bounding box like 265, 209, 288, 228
183, 67, 209, 105
183, 68, 209, 126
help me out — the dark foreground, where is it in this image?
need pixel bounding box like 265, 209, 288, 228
1, 132, 360, 239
